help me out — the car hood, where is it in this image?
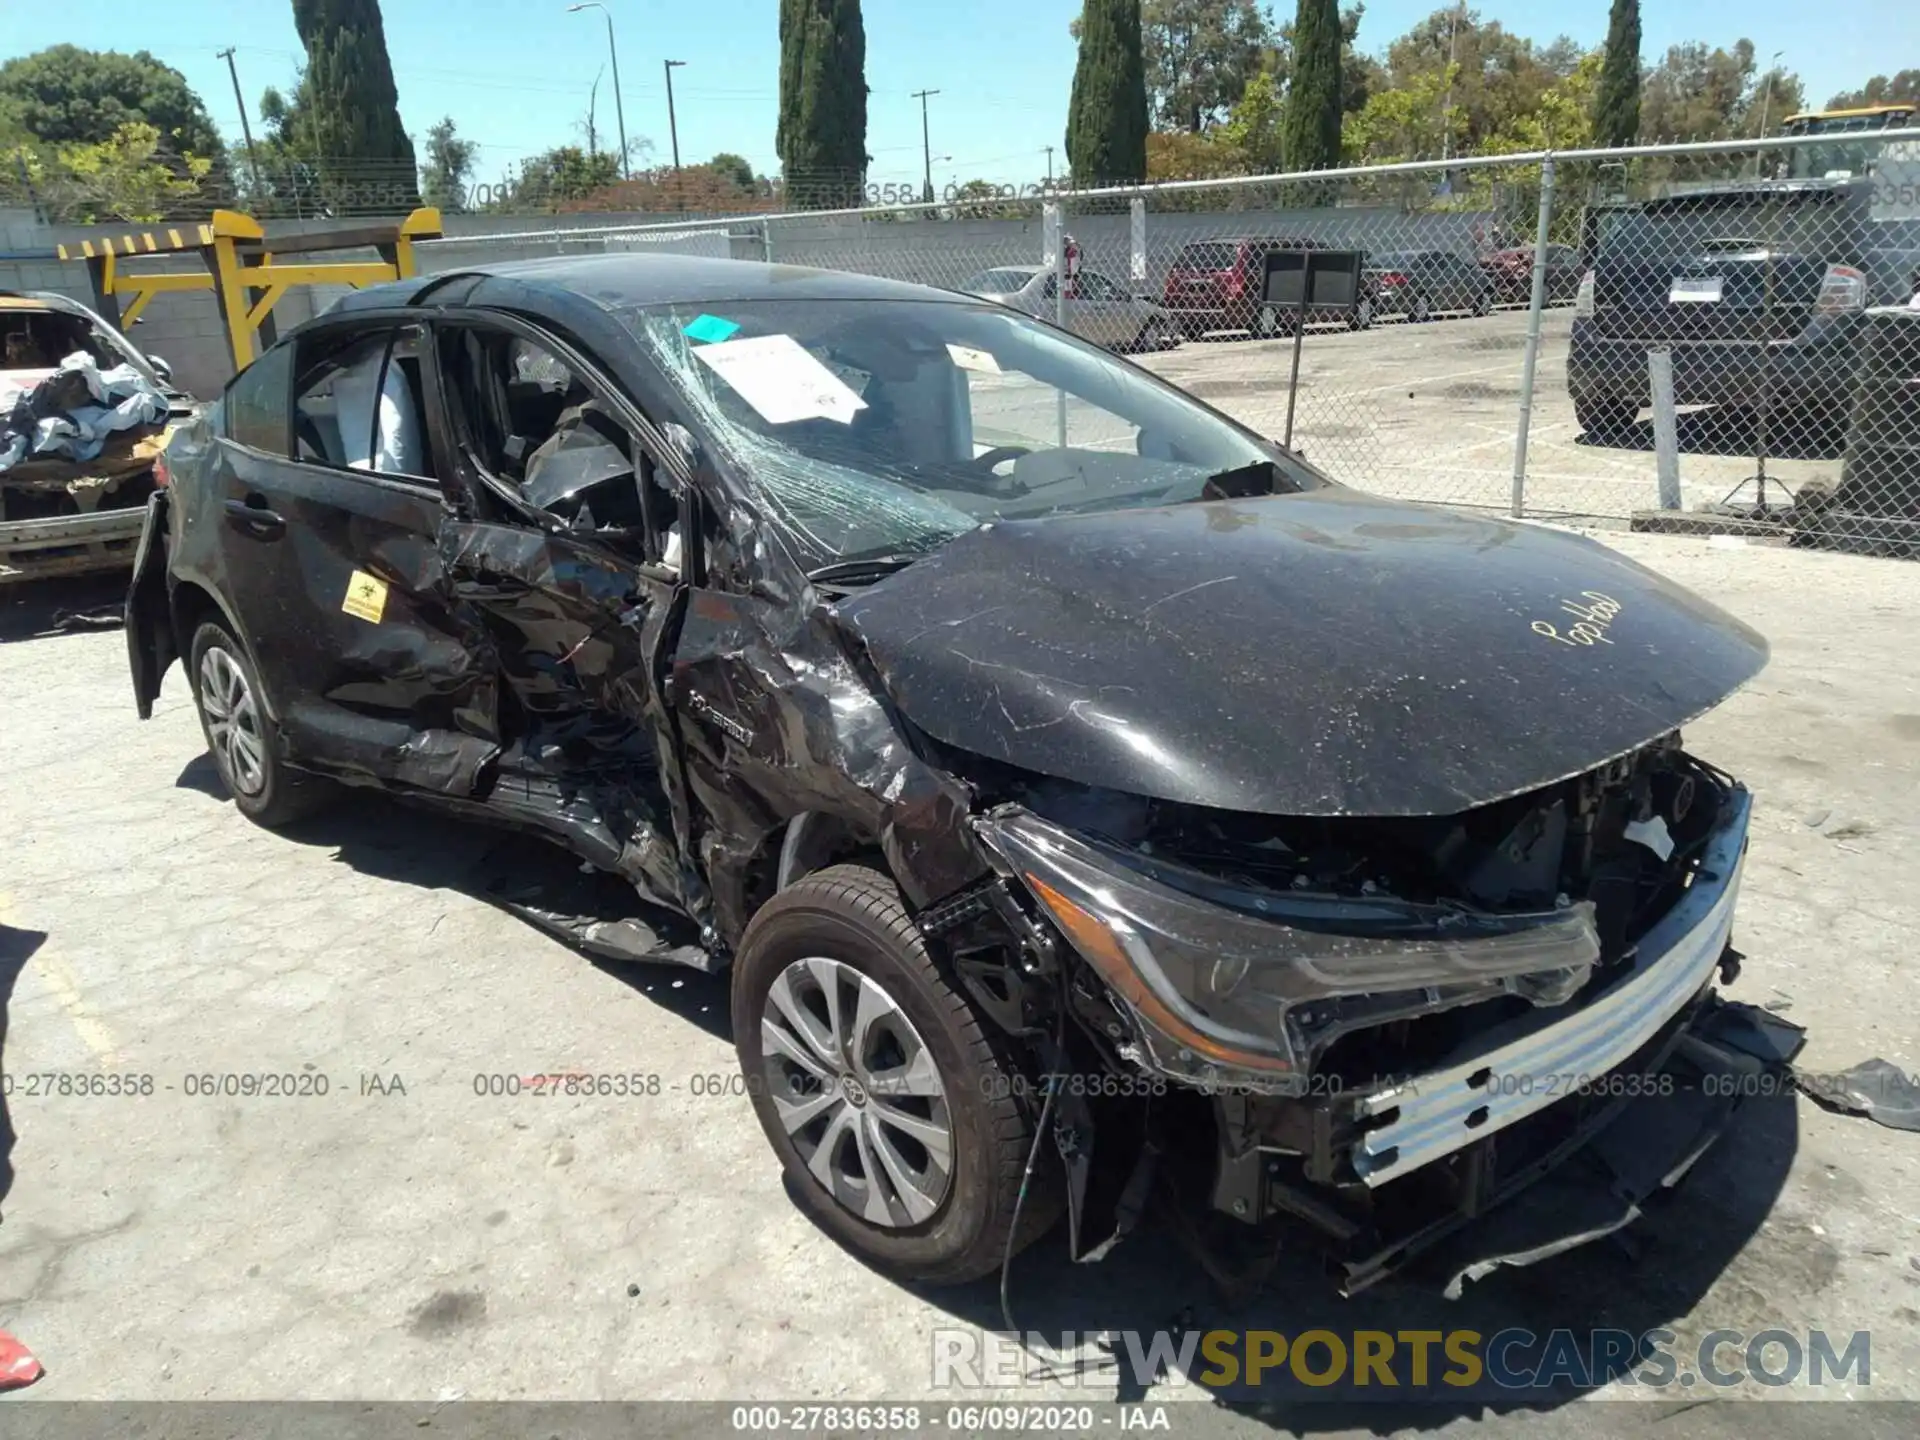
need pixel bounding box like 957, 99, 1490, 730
831, 489, 1768, 817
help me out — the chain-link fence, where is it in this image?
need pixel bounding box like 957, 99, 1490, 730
402, 130, 1920, 552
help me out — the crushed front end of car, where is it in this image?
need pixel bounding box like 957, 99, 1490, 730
955, 739, 1773, 1293
831, 492, 1783, 1293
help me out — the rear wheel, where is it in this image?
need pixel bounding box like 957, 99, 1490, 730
188, 621, 332, 828
1472, 289, 1494, 317
1348, 296, 1374, 331
1412, 294, 1433, 323
1575, 395, 1640, 440
732, 865, 1057, 1284
1255, 304, 1290, 339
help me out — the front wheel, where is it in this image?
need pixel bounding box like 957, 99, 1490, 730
732, 865, 1058, 1284
188, 620, 333, 828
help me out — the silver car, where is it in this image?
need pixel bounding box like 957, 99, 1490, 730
963, 265, 1180, 351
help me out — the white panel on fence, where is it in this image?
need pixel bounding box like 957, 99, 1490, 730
1042, 203, 1060, 268
1130, 199, 1146, 284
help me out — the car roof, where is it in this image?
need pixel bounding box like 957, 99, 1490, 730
332, 252, 977, 316
1, 289, 96, 317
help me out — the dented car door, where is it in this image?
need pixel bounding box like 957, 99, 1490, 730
426, 313, 695, 919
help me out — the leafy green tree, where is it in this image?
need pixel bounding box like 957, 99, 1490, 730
506, 146, 621, 210
289, 0, 418, 201
15, 122, 213, 223
776, 0, 869, 205
0, 46, 224, 158
420, 116, 477, 211
1074, 1, 1275, 133
1218, 68, 1284, 169
1594, 0, 1642, 148
1638, 39, 1804, 142
1068, 0, 1150, 184
709, 152, 757, 191
1827, 71, 1920, 110
1281, 0, 1342, 170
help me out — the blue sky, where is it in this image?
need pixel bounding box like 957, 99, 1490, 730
2, 1, 1911, 188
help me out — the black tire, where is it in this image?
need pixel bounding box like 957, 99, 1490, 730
1575, 395, 1640, 440
188, 620, 333, 828
732, 864, 1059, 1284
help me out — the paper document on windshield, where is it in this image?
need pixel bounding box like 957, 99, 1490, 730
694, 333, 869, 425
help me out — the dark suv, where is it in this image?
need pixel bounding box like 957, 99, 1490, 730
126, 253, 1773, 1293
1567, 179, 1877, 438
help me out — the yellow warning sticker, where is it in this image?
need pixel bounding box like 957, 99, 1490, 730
342, 570, 389, 623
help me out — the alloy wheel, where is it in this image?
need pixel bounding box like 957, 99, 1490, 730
198, 646, 267, 796
760, 956, 954, 1228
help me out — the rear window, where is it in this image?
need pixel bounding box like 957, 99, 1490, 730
1598, 192, 1861, 259
1175, 243, 1239, 271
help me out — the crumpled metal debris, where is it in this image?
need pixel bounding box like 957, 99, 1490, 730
1798, 1059, 1920, 1132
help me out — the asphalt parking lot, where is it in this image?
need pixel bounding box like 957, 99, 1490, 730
1133, 307, 1840, 521
2, 525, 1917, 1432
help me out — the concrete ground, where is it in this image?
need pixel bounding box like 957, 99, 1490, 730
1, 532, 1917, 1432
1134, 306, 1842, 522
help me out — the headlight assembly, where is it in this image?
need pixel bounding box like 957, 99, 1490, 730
973, 807, 1600, 1093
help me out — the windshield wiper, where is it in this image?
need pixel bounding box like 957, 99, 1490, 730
806, 554, 930, 587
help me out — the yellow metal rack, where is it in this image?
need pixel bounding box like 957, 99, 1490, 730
57, 206, 443, 368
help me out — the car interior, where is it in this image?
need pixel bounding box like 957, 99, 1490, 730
284, 322, 680, 565
1, 307, 126, 375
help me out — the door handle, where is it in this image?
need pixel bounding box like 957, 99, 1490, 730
224, 496, 285, 539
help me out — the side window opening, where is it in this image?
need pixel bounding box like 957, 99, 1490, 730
223, 341, 294, 456
439, 323, 683, 569
292, 328, 434, 480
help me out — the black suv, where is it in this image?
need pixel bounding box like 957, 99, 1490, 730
1567, 179, 1878, 438
127, 253, 1772, 1292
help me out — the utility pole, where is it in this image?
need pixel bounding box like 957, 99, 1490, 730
1044, 145, 1054, 186
1754, 49, 1786, 177
568, 4, 629, 178
665, 60, 686, 169
585, 65, 604, 157
913, 88, 940, 203
217, 47, 262, 196
1439, 3, 1462, 163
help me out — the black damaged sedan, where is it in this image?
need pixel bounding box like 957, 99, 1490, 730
127, 254, 1770, 1291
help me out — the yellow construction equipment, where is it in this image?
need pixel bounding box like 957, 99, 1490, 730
57, 206, 443, 369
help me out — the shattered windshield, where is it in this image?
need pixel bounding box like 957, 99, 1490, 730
623, 297, 1315, 570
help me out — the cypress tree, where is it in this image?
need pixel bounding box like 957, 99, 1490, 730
1065, 0, 1148, 186
290, 0, 417, 201
776, 0, 869, 206
1594, 0, 1642, 147
1280, 0, 1342, 173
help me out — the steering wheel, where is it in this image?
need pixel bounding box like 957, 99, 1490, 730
970, 444, 1032, 472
